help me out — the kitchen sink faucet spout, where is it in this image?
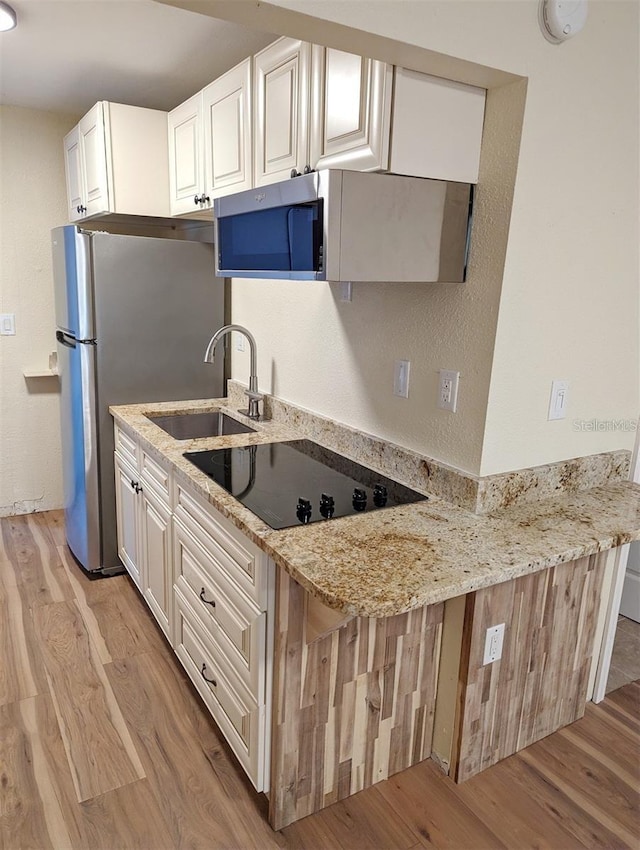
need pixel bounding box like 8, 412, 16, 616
204, 324, 264, 420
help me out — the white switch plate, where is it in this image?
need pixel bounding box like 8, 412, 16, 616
483, 623, 505, 665
393, 360, 410, 398
235, 333, 245, 352
548, 379, 569, 420
0, 313, 16, 335
438, 369, 459, 412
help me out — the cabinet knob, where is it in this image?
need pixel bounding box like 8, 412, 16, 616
201, 195, 210, 205
194, 194, 201, 205
303, 165, 315, 175
200, 663, 217, 687
290, 169, 302, 179
77, 204, 87, 214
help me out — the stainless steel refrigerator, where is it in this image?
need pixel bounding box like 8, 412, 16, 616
52, 226, 224, 575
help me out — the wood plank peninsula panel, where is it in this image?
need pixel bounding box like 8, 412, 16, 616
269, 568, 444, 830
453, 552, 608, 782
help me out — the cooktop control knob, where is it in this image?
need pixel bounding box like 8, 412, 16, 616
296, 497, 312, 524
319, 493, 335, 519
373, 484, 388, 507
352, 488, 368, 511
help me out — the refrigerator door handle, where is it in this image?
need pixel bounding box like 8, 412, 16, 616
57, 335, 101, 571
56, 330, 76, 348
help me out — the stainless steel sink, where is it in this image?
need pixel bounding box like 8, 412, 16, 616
146, 411, 256, 440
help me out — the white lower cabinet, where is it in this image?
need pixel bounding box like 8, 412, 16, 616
175, 588, 266, 788
113, 423, 273, 792
114, 436, 172, 641
140, 488, 172, 639
114, 453, 142, 589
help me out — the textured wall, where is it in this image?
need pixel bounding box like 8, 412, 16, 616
0, 106, 77, 515
228, 0, 639, 476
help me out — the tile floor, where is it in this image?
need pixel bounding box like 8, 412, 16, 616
607, 614, 640, 693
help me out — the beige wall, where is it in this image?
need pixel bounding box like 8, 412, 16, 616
225, 0, 639, 476
0, 106, 77, 515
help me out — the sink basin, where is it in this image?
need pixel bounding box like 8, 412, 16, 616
146, 411, 256, 440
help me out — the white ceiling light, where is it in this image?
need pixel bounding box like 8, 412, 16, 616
0, 2, 17, 32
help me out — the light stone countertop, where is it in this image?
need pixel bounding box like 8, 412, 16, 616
111, 398, 640, 618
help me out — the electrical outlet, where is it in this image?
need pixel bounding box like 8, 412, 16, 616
235, 333, 245, 352
483, 623, 505, 665
438, 369, 459, 412
393, 360, 410, 398
548, 379, 569, 420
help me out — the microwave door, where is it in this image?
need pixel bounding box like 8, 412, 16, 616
216, 202, 324, 281
287, 206, 316, 272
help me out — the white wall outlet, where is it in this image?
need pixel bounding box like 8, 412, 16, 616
393, 360, 410, 398
483, 623, 505, 665
0, 313, 16, 335
548, 379, 569, 420
235, 333, 245, 352
340, 281, 353, 302
438, 369, 459, 412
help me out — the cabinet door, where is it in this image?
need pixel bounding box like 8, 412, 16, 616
310, 47, 392, 172
254, 37, 310, 187
389, 68, 486, 184
141, 487, 172, 641
114, 454, 141, 589
78, 102, 110, 217
168, 93, 205, 215
203, 58, 252, 199
63, 125, 84, 222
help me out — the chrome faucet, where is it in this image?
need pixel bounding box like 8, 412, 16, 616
204, 324, 264, 420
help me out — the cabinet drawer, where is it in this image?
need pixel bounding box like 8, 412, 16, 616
174, 519, 266, 698
114, 424, 139, 469
141, 449, 170, 504
175, 485, 270, 609
175, 591, 264, 789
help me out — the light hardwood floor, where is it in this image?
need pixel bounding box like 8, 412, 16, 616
1, 510, 638, 850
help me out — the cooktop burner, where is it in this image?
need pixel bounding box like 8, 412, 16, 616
184, 439, 427, 530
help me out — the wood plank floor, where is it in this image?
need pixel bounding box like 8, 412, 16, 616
1, 510, 638, 850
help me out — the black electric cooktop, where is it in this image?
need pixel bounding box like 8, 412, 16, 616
184, 439, 427, 530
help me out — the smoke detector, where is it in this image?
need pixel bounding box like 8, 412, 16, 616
540, 0, 588, 43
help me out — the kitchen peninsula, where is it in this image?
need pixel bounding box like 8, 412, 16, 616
111, 390, 640, 829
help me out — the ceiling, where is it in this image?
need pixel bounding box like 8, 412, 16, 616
0, 0, 276, 116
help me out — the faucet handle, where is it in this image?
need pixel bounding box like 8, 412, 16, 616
241, 388, 266, 422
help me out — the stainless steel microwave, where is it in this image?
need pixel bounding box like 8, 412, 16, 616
213, 169, 472, 283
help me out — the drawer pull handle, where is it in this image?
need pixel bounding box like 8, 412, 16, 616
201, 664, 217, 687
199, 588, 216, 609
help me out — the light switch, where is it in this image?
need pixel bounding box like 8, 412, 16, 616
548, 379, 570, 420
393, 360, 410, 398
0, 314, 16, 335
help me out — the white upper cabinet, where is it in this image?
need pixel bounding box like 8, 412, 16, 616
390, 68, 486, 184
79, 103, 110, 218
253, 37, 311, 186
168, 93, 207, 215
203, 58, 252, 199
63, 102, 172, 221
310, 47, 392, 172
63, 125, 85, 222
